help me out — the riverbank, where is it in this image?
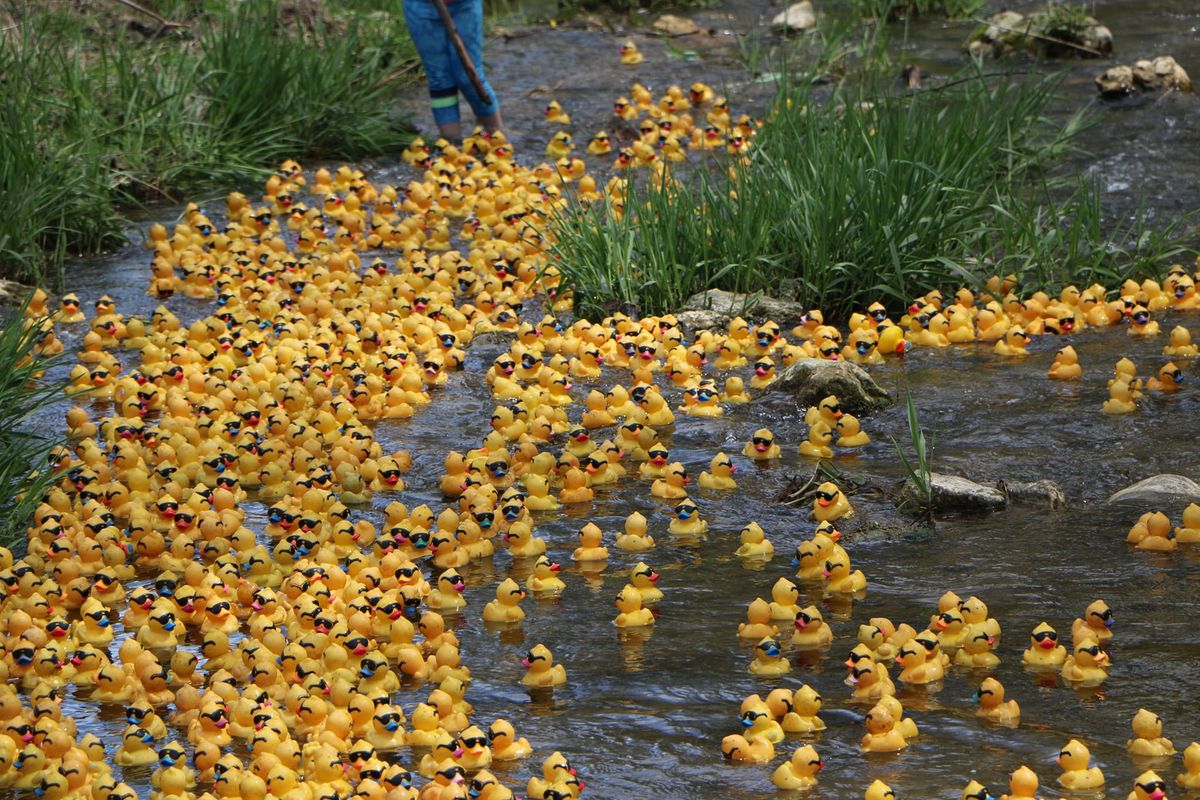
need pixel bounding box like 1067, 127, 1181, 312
0, 0, 420, 285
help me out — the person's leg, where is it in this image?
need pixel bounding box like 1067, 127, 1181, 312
448, 0, 502, 134
402, 0, 463, 140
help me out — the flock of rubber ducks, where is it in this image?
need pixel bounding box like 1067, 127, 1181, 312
5, 37, 1200, 800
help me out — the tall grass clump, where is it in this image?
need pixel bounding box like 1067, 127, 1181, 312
0, 0, 418, 283
550, 62, 1190, 321
0, 306, 70, 548
892, 387, 935, 523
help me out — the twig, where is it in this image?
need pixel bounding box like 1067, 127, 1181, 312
904, 70, 1033, 96
972, 17, 1103, 58
109, 0, 188, 30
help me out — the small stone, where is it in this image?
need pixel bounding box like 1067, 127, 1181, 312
653, 14, 700, 36
681, 289, 813, 329
995, 479, 1068, 510
901, 473, 1007, 514
772, 1, 816, 32
770, 359, 892, 415
1096, 65, 1134, 96
1107, 474, 1200, 505
1132, 55, 1192, 92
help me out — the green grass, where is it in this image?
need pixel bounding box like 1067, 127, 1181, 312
0, 0, 418, 284
854, 0, 985, 21
549, 62, 1192, 321
0, 303, 71, 548
892, 386, 935, 522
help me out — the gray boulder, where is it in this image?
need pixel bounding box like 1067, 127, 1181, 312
1106, 474, 1200, 505
772, 1, 816, 32
995, 479, 1068, 509
901, 473, 1007, 514
770, 358, 892, 415
680, 289, 816, 330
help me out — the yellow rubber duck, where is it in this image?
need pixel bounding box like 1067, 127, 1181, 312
1001, 766, 1040, 800
544, 100, 570, 125
812, 481, 854, 523
482, 578, 526, 623
748, 637, 791, 676
1061, 637, 1109, 685
975, 677, 1019, 725
1129, 770, 1169, 800
521, 644, 566, 688
619, 40, 644, 65
1048, 344, 1082, 380
861, 701, 908, 753
1129, 708, 1176, 756
790, 605, 833, 650
699, 452, 737, 490
1057, 738, 1105, 790
615, 511, 655, 551
526, 556, 566, 596
865, 779, 896, 800
743, 428, 780, 460
1177, 741, 1200, 788
721, 733, 774, 764
734, 521, 773, 559
1164, 325, 1198, 357
1022, 622, 1067, 668
772, 744, 822, 790
629, 562, 663, 604
613, 584, 654, 627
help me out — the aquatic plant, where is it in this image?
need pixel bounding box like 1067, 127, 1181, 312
0, 0, 417, 284
891, 387, 935, 522
0, 304, 70, 548
550, 62, 1189, 320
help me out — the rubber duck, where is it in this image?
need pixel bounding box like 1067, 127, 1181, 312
974, 677, 1019, 725
1073, 599, 1115, 644
1130, 306, 1161, 336
734, 521, 773, 560
488, 718, 532, 761
526, 556, 566, 596
739, 598, 779, 640
721, 734, 774, 764
614, 585, 654, 628
587, 131, 613, 156
722, 376, 751, 403
1002, 766, 1040, 800
791, 605, 833, 650
861, 701, 908, 752
1127, 511, 1177, 551
668, 498, 708, 536
572, 522, 608, 561
934, 607, 969, 652
699, 453, 738, 490
1163, 326, 1198, 357
955, 624, 1000, 668
771, 744, 822, 789
743, 428, 781, 461
896, 638, 944, 685
1130, 770, 1169, 800
1104, 379, 1139, 414
545, 131, 573, 160
748, 637, 791, 676
995, 327, 1030, 356
1022, 622, 1067, 668
798, 423, 834, 459
1048, 345, 1082, 380
1057, 738, 1104, 790
812, 481, 854, 522
651, 462, 690, 500
629, 562, 663, 604
558, 468, 593, 504
482, 578, 526, 623
428, 570, 467, 611
822, 552, 867, 594
615, 511, 655, 551
865, 780, 896, 800
1177, 741, 1200, 788
1129, 709, 1175, 757
771, 684, 825, 733
115, 727, 158, 766
848, 657, 895, 703
544, 100, 570, 125
619, 40, 644, 65
836, 413, 871, 447
1173, 503, 1200, 543
1060, 638, 1109, 685
1146, 362, 1183, 392
960, 781, 995, 800
521, 644, 566, 688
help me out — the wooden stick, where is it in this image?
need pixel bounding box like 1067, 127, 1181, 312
429, 0, 493, 105
109, 0, 188, 29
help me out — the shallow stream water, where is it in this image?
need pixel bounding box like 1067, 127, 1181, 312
24, 0, 1200, 797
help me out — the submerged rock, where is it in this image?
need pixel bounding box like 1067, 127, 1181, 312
901, 473, 1006, 514
772, 1, 816, 32
770, 359, 892, 415
995, 479, 1068, 510
653, 14, 702, 37
967, 9, 1113, 59
1107, 474, 1200, 505
1097, 56, 1192, 96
